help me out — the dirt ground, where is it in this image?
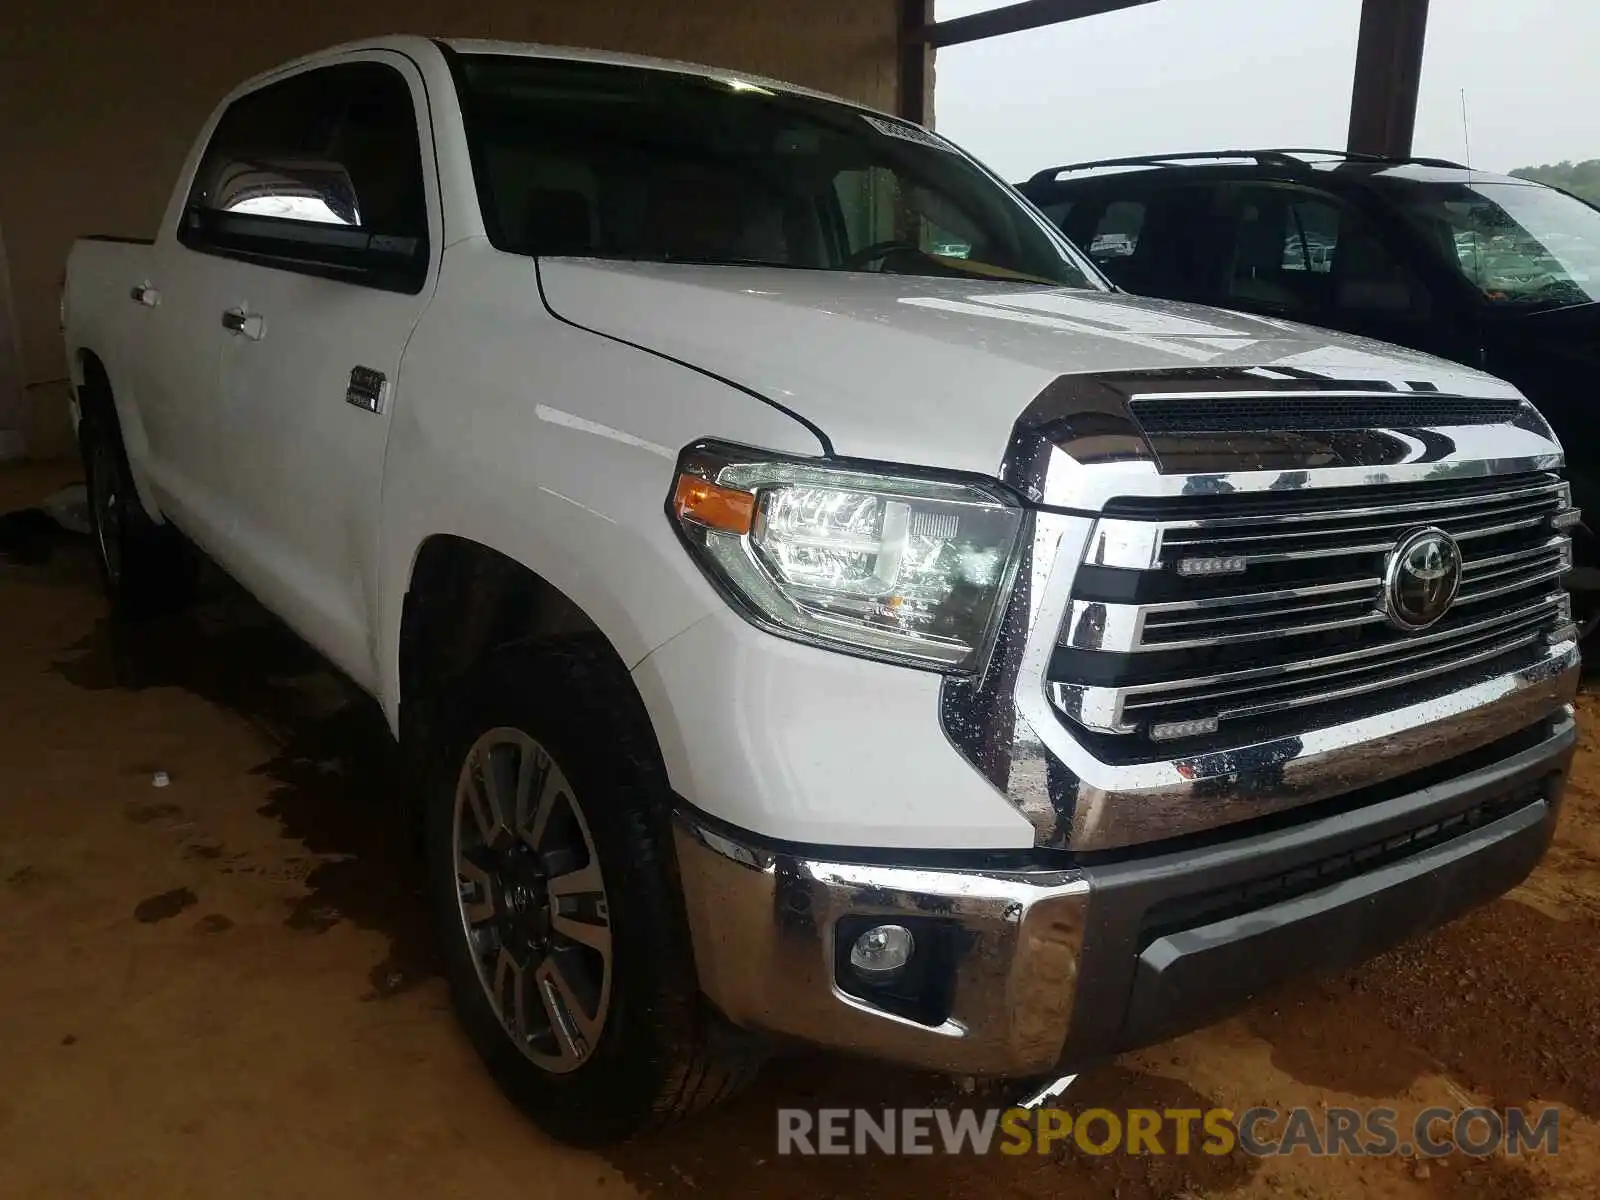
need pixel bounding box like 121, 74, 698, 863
2, 459, 1599, 1200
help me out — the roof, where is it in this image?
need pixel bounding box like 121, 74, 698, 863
233, 35, 886, 118
439, 37, 879, 114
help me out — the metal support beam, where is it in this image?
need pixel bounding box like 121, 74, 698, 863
1347, 0, 1431, 158
916, 0, 1161, 48
898, 0, 933, 124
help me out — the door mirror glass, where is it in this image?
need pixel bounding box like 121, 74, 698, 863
215, 160, 362, 225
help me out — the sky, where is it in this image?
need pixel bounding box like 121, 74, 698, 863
933, 0, 1600, 180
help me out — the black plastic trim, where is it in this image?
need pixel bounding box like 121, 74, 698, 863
1059, 713, 1573, 1062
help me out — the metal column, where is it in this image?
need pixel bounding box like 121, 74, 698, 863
1347, 0, 1432, 158
898, 0, 933, 124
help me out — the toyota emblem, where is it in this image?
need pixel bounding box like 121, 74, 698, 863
1383, 527, 1462, 631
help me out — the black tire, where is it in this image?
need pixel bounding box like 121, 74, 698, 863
78, 386, 195, 619
422, 637, 761, 1144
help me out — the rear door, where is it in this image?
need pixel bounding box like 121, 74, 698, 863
179, 55, 437, 688
1213, 182, 1459, 357
1060, 184, 1224, 303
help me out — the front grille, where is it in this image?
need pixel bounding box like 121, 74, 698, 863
1130, 393, 1524, 434
1051, 472, 1574, 759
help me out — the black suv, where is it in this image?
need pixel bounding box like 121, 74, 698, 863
1019, 149, 1600, 638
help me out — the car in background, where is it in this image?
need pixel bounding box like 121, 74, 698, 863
1018, 150, 1600, 641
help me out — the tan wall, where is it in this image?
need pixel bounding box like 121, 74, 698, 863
0, 0, 901, 406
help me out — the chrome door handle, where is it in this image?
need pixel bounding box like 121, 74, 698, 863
129, 283, 161, 307
221, 307, 266, 341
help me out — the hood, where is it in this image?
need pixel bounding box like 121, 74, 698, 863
538, 260, 1521, 477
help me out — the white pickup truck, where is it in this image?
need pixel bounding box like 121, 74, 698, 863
64, 36, 1579, 1144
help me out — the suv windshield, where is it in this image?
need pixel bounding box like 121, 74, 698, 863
1381, 178, 1600, 310
452, 54, 1094, 287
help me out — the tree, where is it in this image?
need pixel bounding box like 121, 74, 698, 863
1509, 159, 1600, 205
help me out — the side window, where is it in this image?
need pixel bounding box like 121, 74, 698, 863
1087, 199, 1146, 264
1223, 186, 1426, 323
181, 62, 429, 292
1065, 189, 1213, 298
1282, 198, 1339, 273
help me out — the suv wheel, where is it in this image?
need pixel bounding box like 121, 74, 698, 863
423, 639, 761, 1143
450, 725, 613, 1074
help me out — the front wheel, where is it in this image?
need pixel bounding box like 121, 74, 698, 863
423, 639, 760, 1144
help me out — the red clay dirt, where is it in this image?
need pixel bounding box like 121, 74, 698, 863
2, 460, 1597, 1199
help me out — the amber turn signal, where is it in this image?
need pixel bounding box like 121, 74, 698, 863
673, 473, 756, 534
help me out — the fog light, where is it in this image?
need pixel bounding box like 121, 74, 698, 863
848, 924, 915, 984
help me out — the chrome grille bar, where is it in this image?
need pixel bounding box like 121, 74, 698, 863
1140, 625, 1545, 727
1051, 470, 1575, 744
1120, 610, 1555, 722
1066, 537, 1571, 653
1087, 475, 1567, 573
1155, 477, 1564, 534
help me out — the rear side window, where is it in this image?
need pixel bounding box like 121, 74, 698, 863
1087, 200, 1146, 263
1281, 197, 1339, 273
181, 62, 430, 292
1222, 185, 1427, 322
1062, 186, 1215, 300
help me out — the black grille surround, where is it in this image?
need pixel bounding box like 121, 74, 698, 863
1051, 471, 1575, 762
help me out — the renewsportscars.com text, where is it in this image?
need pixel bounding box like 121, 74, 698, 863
777, 1106, 1560, 1158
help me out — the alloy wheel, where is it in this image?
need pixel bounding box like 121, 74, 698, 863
451, 727, 612, 1074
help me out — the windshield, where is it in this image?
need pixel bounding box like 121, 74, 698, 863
1383, 178, 1600, 310
451, 54, 1096, 287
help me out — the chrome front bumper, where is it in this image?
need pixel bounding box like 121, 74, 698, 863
674, 708, 1574, 1077
672, 812, 1091, 1076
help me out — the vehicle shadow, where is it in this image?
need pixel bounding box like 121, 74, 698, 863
50, 566, 439, 1001
605, 1057, 1259, 1200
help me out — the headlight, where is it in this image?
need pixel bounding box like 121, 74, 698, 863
669, 442, 1026, 672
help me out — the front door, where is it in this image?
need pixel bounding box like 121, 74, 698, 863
1215, 182, 1462, 361
178, 54, 437, 689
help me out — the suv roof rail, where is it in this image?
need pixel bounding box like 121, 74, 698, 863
1027, 147, 1468, 184
1026, 151, 1302, 182
1261, 147, 1469, 170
